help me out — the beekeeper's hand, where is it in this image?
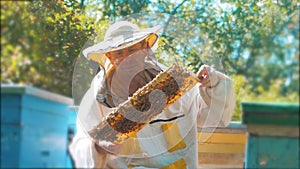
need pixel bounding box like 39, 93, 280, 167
197, 64, 219, 88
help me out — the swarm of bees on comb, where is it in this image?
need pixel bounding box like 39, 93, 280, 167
88, 63, 200, 144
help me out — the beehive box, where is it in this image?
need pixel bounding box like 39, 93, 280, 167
198, 122, 247, 168
241, 102, 299, 169
1, 85, 73, 168
66, 106, 78, 168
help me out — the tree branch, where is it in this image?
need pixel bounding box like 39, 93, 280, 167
162, 0, 188, 36
80, 0, 84, 9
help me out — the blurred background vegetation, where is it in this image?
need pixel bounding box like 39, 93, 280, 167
1, 0, 299, 121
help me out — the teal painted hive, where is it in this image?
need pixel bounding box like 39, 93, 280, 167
66, 106, 78, 168
1, 85, 73, 168
241, 102, 299, 169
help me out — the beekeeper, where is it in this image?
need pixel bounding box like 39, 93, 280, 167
69, 21, 236, 169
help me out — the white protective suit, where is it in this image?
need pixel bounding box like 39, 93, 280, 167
69, 60, 236, 169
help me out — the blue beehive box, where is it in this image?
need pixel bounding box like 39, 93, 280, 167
241, 102, 299, 169
66, 106, 78, 168
1, 85, 73, 168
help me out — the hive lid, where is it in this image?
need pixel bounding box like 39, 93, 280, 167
1, 84, 73, 105
241, 102, 299, 126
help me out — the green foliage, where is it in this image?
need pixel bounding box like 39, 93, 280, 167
102, 0, 149, 18
1, 0, 299, 120
82, 0, 150, 21
232, 74, 299, 121
148, 0, 299, 121
1, 0, 101, 96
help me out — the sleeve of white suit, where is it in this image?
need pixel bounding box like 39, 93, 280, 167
197, 70, 236, 128
69, 72, 110, 168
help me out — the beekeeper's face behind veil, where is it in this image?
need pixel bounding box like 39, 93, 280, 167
107, 40, 162, 102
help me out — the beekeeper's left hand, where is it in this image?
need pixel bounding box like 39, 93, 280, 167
197, 64, 219, 88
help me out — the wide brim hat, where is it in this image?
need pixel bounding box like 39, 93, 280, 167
83, 21, 161, 68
